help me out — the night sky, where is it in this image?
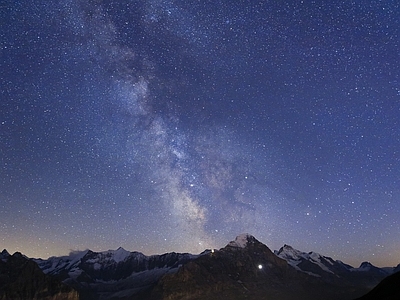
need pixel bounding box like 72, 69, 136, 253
1, 0, 399, 267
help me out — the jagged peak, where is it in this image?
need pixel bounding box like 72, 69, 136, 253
109, 246, 130, 255
276, 244, 304, 260
68, 249, 90, 258
276, 245, 327, 261
1, 249, 10, 262
108, 247, 131, 262
85, 247, 132, 263
227, 233, 258, 248
359, 261, 374, 268
352, 261, 387, 274
278, 244, 297, 252
308, 251, 324, 261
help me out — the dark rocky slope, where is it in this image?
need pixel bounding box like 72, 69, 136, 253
0, 250, 79, 300
355, 270, 400, 300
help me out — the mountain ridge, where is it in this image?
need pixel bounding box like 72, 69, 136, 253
1, 234, 398, 299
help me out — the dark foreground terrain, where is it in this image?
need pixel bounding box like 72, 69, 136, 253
0, 250, 78, 300
355, 270, 400, 300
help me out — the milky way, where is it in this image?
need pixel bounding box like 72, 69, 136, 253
1, 0, 399, 267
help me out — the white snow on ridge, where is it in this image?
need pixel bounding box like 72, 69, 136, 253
107, 247, 131, 263
277, 245, 304, 261
228, 233, 252, 248
308, 252, 334, 274
68, 268, 83, 279
86, 247, 132, 264
276, 245, 334, 274
35, 250, 88, 275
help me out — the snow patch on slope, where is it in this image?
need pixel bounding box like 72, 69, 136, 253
34, 250, 89, 275
276, 245, 334, 274
308, 252, 334, 274
228, 233, 253, 248
106, 247, 131, 263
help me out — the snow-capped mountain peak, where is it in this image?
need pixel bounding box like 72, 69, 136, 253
275, 245, 336, 275
103, 247, 131, 263
227, 233, 256, 248
276, 244, 304, 260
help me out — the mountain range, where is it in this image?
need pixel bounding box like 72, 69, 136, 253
1, 234, 399, 299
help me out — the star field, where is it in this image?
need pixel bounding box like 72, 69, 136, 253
1, 0, 399, 267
